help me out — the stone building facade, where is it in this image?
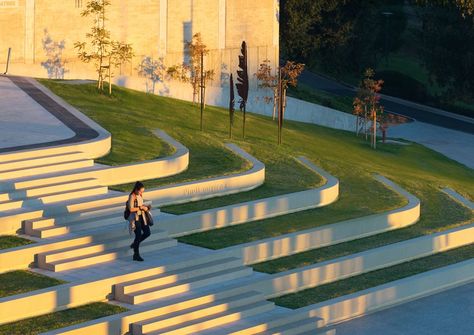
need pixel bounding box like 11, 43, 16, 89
0, 0, 279, 105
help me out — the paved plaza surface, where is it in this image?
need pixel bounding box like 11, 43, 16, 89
334, 282, 474, 335
0, 76, 74, 150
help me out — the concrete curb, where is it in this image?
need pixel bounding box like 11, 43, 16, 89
160, 157, 338, 237
223, 174, 419, 265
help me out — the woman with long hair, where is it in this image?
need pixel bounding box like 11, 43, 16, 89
127, 181, 151, 261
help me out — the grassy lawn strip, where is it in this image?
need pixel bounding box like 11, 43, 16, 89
41, 81, 473, 255
271, 243, 474, 309
0, 235, 34, 250
253, 188, 472, 273
0, 270, 64, 298
177, 175, 406, 249
0, 302, 126, 335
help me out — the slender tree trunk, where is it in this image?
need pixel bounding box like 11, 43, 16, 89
200, 51, 204, 131
272, 87, 278, 120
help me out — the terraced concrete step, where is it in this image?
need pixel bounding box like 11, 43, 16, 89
115, 257, 244, 300
198, 311, 324, 335
132, 291, 264, 335
125, 266, 254, 305
253, 316, 326, 335
298, 327, 336, 335
0, 159, 94, 180
0, 199, 24, 212
30, 213, 123, 238
42, 237, 177, 272
0, 186, 108, 213
0, 151, 88, 172
146, 300, 275, 335
0, 178, 99, 201
38, 230, 169, 265
3, 164, 103, 191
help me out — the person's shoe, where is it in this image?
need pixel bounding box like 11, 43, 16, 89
133, 253, 144, 262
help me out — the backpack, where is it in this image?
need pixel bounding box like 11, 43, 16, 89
123, 196, 137, 220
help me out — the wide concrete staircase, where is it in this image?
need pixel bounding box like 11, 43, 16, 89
36, 226, 176, 272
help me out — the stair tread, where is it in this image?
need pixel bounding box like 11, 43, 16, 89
129, 266, 252, 297
7, 164, 103, 183
0, 159, 93, 174
0, 151, 84, 164
48, 237, 175, 265
147, 300, 275, 335
136, 291, 262, 326
117, 257, 242, 290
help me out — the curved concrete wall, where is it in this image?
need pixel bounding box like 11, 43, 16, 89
160, 157, 338, 237
300, 258, 474, 326
224, 174, 419, 265
255, 224, 474, 298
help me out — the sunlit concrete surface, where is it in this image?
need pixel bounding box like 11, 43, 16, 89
388, 121, 474, 169
0, 76, 75, 148
333, 282, 474, 335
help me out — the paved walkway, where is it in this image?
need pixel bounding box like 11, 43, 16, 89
334, 282, 474, 335
0, 76, 74, 150
0, 76, 99, 153
387, 121, 474, 170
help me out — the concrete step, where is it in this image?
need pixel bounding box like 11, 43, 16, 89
30, 212, 123, 238
0, 159, 94, 180
253, 316, 326, 335
0, 185, 108, 213
40, 235, 176, 272
297, 328, 336, 335
125, 265, 254, 305
2, 164, 102, 191
0, 151, 88, 173
115, 257, 244, 301
132, 291, 265, 335
0, 199, 24, 212
145, 300, 275, 335
38, 230, 169, 267
24, 217, 56, 235
0, 178, 99, 201
198, 311, 324, 335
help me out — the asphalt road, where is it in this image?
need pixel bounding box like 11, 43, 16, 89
299, 71, 474, 134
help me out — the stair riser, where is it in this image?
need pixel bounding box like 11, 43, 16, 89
35, 215, 127, 238
273, 320, 327, 335
0, 160, 94, 180
40, 231, 169, 263
225, 315, 325, 335
158, 303, 275, 335
22, 179, 99, 199
24, 218, 55, 235
131, 267, 253, 305
119, 259, 243, 295
0, 152, 87, 173
0, 200, 23, 212
50, 239, 177, 272
38, 186, 108, 205
134, 294, 264, 334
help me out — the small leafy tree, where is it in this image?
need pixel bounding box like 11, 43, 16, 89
255, 60, 304, 144
278, 61, 305, 144
137, 56, 165, 94
353, 68, 384, 149
74, 0, 133, 94
167, 33, 214, 105
41, 29, 67, 79
236, 41, 249, 138
255, 59, 279, 120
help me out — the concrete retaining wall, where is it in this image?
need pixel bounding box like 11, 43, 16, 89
160, 157, 339, 237
300, 258, 474, 326
254, 224, 474, 298
224, 174, 419, 265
